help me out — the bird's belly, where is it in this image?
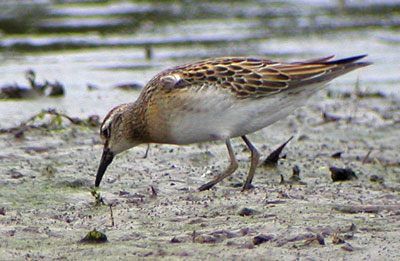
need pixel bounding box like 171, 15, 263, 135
166, 90, 236, 144
227, 85, 324, 137
168, 113, 230, 144
157, 83, 324, 144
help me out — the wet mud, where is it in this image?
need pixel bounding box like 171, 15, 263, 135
0, 92, 399, 260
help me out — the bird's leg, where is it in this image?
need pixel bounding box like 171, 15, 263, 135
241, 135, 260, 191
198, 139, 238, 191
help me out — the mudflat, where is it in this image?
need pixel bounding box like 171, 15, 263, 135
1, 91, 399, 260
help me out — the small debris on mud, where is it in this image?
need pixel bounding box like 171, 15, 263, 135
230, 182, 246, 188
344, 234, 355, 240
332, 204, 400, 214
196, 235, 215, 243
87, 83, 100, 90
275, 233, 316, 247
211, 230, 239, 240
191, 231, 196, 243
170, 237, 182, 243
369, 175, 384, 183
316, 234, 325, 245
79, 229, 108, 244
355, 90, 386, 99
145, 45, 153, 60
143, 252, 153, 257
332, 233, 346, 244
289, 165, 304, 183
341, 243, 358, 252
57, 179, 87, 188
265, 200, 286, 205
150, 185, 157, 198
0, 85, 37, 99
109, 205, 115, 227
0, 70, 65, 99
45, 80, 65, 96
9, 169, 24, 179
22, 146, 53, 153
322, 112, 341, 123
331, 151, 343, 159
297, 134, 309, 141
113, 82, 143, 91
281, 165, 306, 185
237, 207, 259, 216
253, 234, 274, 245
0, 109, 100, 136
329, 167, 358, 182
44, 164, 57, 177
350, 223, 357, 231
262, 136, 293, 166
87, 115, 101, 127
196, 233, 229, 244
91, 189, 105, 206
299, 234, 325, 247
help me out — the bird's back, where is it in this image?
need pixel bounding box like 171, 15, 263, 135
138, 55, 371, 144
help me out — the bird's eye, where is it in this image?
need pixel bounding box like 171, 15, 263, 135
101, 126, 111, 138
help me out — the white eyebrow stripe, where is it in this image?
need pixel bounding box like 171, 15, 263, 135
101, 103, 131, 132
102, 116, 113, 131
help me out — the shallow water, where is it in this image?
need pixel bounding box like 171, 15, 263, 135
0, 0, 399, 128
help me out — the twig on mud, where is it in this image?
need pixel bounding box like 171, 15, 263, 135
150, 186, 157, 198
191, 230, 196, 243
109, 205, 115, 227
0, 108, 100, 136
362, 148, 373, 164
275, 233, 316, 247
302, 234, 325, 247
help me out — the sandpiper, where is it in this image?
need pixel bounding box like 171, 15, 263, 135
94, 55, 370, 191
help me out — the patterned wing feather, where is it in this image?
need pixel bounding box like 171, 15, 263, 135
156, 55, 370, 99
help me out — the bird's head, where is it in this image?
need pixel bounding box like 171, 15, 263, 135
95, 103, 145, 187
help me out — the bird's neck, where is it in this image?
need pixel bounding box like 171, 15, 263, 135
125, 102, 152, 143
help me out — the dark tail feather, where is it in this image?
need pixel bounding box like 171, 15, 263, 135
289, 55, 371, 88
326, 54, 372, 68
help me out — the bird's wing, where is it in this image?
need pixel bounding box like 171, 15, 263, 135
154, 55, 370, 99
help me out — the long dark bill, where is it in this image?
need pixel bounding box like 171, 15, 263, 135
95, 148, 114, 187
